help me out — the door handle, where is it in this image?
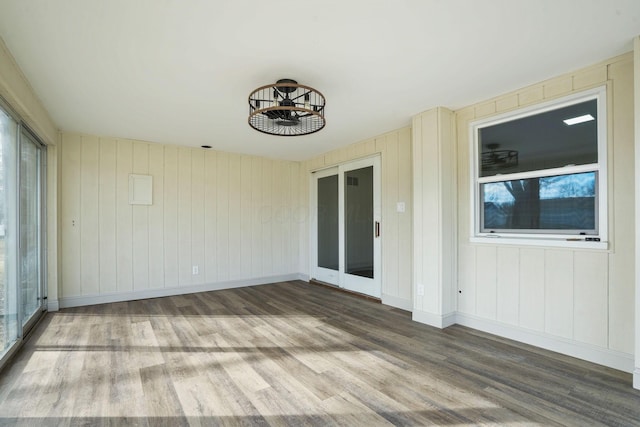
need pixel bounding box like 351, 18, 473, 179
375, 221, 380, 238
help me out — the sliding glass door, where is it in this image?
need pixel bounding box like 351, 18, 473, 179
0, 99, 46, 368
312, 156, 381, 298
0, 105, 18, 361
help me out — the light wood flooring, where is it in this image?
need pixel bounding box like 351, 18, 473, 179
0, 280, 638, 426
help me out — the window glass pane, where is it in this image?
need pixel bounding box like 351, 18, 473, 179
482, 172, 596, 232
0, 107, 18, 359
479, 99, 598, 177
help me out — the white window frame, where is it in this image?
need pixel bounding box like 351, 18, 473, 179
469, 86, 608, 249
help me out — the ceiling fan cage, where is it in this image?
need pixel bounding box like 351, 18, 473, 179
481, 144, 518, 170
248, 79, 326, 136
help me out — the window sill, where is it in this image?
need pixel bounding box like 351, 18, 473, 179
470, 236, 608, 250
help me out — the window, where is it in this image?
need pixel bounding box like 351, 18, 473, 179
0, 97, 47, 370
471, 87, 607, 247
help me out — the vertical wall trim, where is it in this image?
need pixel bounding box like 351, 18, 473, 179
633, 36, 640, 390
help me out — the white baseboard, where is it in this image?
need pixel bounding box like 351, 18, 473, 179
47, 299, 60, 312
456, 312, 634, 374
381, 294, 412, 311
297, 273, 310, 282
412, 309, 457, 329
634, 368, 640, 390
58, 274, 301, 309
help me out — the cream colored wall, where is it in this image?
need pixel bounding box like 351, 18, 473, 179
455, 53, 635, 366
300, 127, 413, 310
58, 133, 302, 306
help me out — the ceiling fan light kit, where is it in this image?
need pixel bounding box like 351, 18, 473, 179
248, 79, 326, 136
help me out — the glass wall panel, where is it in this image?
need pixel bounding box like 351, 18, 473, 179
20, 131, 41, 325
0, 106, 18, 360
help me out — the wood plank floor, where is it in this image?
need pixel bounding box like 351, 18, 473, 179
0, 280, 638, 426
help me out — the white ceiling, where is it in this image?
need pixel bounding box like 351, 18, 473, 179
0, 0, 639, 161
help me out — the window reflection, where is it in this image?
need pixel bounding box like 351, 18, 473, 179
482, 172, 596, 232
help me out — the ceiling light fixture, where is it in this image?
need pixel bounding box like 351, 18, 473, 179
248, 79, 326, 136
563, 114, 595, 126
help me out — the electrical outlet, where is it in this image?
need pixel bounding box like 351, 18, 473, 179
417, 284, 425, 296
192, 265, 199, 275
396, 202, 405, 213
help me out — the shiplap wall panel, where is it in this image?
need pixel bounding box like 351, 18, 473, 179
397, 128, 413, 301
457, 245, 476, 314
270, 160, 284, 275
411, 117, 424, 312
412, 107, 458, 318
518, 248, 545, 332
607, 59, 635, 354
240, 155, 253, 279
544, 250, 574, 339
251, 157, 263, 279
543, 77, 573, 99
177, 148, 192, 286
191, 151, 205, 285
455, 108, 474, 243
475, 246, 497, 320
573, 65, 607, 89
163, 146, 179, 287
283, 163, 295, 274
98, 138, 117, 293
441, 110, 457, 313
261, 159, 273, 277
383, 134, 399, 299
496, 247, 519, 325
297, 161, 309, 276
61, 135, 83, 296
495, 94, 518, 113
215, 152, 229, 282
270, 161, 282, 275
574, 252, 608, 347
290, 162, 301, 274
148, 144, 165, 289
60, 133, 82, 296
80, 135, 100, 296
203, 150, 218, 283
59, 134, 301, 301
132, 142, 149, 291
115, 140, 133, 292
228, 154, 242, 280
517, 86, 544, 106
418, 110, 440, 315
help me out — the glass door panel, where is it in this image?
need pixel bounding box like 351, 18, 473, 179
314, 167, 340, 285
317, 174, 339, 271
20, 131, 42, 327
345, 166, 373, 278
0, 106, 18, 360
